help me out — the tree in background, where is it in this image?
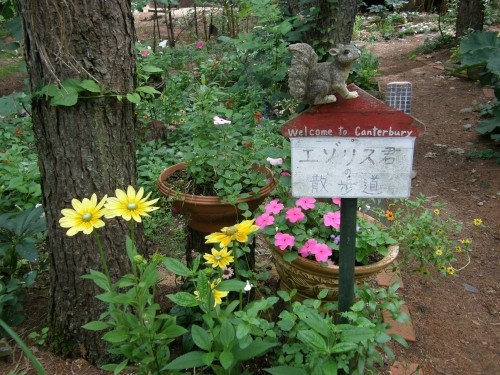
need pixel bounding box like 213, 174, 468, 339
284, 0, 358, 59
456, 0, 484, 38
17, 0, 138, 363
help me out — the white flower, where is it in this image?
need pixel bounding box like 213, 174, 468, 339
266, 157, 283, 166
158, 40, 168, 48
213, 116, 231, 125
244, 280, 254, 292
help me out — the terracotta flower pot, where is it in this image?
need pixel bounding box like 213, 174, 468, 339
270, 243, 399, 302
157, 162, 276, 233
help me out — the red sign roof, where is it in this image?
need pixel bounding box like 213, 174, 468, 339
281, 84, 423, 138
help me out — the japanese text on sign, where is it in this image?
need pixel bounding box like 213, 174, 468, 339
290, 137, 415, 198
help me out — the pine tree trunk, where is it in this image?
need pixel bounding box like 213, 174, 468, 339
17, 0, 138, 363
456, 0, 484, 39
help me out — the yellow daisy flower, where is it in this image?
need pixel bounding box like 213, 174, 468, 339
203, 247, 234, 269
59, 194, 108, 236
435, 249, 443, 256
434, 208, 440, 215
205, 219, 260, 247
447, 266, 456, 275
105, 186, 159, 222
455, 246, 462, 253
385, 210, 395, 221
473, 218, 482, 226
460, 239, 471, 245
194, 279, 229, 307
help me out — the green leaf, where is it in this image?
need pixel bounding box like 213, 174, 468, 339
202, 352, 215, 366
264, 367, 308, 375
219, 320, 235, 348
191, 324, 212, 351
233, 338, 277, 361
163, 257, 191, 277
114, 359, 128, 375
162, 351, 206, 370
135, 85, 161, 95
167, 292, 199, 307
50, 89, 79, 106
330, 341, 358, 354
218, 279, 246, 292
220, 350, 234, 370
126, 92, 141, 104
339, 325, 374, 343
102, 330, 128, 343
78, 80, 101, 93
141, 65, 163, 73
297, 330, 327, 351
82, 321, 111, 331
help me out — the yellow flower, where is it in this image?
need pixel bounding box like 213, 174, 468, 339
194, 279, 229, 307
434, 209, 440, 215
447, 266, 456, 275
419, 267, 429, 275
473, 218, 482, 226
385, 210, 395, 221
435, 249, 443, 256
439, 265, 447, 271
205, 220, 259, 247
460, 239, 471, 245
59, 194, 108, 236
455, 246, 462, 253
105, 186, 159, 222
203, 247, 234, 269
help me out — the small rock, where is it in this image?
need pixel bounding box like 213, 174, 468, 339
450, 86, 456, 89
411, 170, 417, 179
424, 152, 437, 158
448, 147, 465, 154
463, 283, 478, 293
463, 124, 472, 130
477, 201, 484, 206
460, 107, 474, 113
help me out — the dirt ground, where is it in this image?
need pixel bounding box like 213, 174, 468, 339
1, 13, 498, 375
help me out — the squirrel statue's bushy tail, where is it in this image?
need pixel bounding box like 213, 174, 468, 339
288, 43, 318, 103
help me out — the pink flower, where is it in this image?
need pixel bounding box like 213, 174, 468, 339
274, 232, 295, 250
296, 197, 316, 210
298, 239, 317, 257
266, 157, 283, 165
324, 211, 341, 229
222, 267, 234, 279
255, 213, 274, 229
332, 198, 341, 206
139, 50, 150, 57
310, 243, 332, 262
265, 199, 284, 215
280, 171, 291, 176
286, 207, 305, 223
196, 40, 204, 49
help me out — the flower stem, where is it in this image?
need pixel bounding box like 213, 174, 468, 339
93, 231, 112, 287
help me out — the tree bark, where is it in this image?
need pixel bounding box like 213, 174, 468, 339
17, 0, 138, 363
456, 0, 484, 39
286, 0, 357, 59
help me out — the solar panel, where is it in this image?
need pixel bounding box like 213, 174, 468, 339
385, 82, 412, 114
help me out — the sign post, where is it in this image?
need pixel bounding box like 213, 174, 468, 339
280, 84, 421, 316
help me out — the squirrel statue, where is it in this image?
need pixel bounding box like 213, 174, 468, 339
288, 43, 361, 105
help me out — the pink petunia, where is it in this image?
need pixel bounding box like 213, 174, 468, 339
274, 232, 295, 250
296, 197, 316, 210
324, 211, 341, 229
310, 243, 332, 262
332, 198, 341, 206
139, 50, 150, 57
196, 40, 204, 49
286, 207, 305, 223
298, 238, 317, 257
265, 199, 284, 215
255, 213, 274, 229
280, 171, 291, 176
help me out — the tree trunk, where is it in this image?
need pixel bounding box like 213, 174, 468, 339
17, 0, 138, 363
456, 0, 484, 39
286, 0, 357, 59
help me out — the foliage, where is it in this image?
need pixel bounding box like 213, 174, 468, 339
268, 283, 409, 374
456, 30, 500, 141
466, 148, 500, 163
28, 327, 49, 346
0, 206, 46, 326
348, 47, 380, 91
379, 195, 473, 275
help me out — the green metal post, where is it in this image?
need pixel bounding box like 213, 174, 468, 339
338, 198, 358, 316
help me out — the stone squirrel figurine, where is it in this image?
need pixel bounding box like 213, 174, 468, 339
288, 43, 361, 105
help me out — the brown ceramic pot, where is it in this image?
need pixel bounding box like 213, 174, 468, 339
157, 162, 276, 233
270, 243, 399, 302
